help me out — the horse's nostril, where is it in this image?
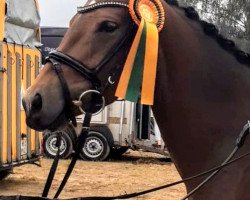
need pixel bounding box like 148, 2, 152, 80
31, 93, 42, 112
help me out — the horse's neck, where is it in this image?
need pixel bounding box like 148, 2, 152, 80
153, 3, 250, 182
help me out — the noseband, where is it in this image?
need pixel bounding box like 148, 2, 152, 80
48, 51, 101, 90
45, 2, 135, 124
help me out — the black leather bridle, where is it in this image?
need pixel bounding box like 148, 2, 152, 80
42, 2, 136, 198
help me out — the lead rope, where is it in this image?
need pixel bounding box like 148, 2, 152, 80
54, 112, 92, 198
69, 122, 250, 200
42, 113, 91, 199
42, 132, 62, 197
181, 147, 238, 200
80, 122, 250, 200
52, 151, 249, 200
42, 121, 250, 199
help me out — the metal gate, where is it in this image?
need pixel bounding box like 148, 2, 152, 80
0, 43, 41, 171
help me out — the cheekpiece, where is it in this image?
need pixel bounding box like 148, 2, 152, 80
77, 2, 128, 13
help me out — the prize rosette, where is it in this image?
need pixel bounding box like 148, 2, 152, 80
115, 0, 165, 105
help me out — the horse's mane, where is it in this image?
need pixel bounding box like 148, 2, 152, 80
165, 0, 250, 67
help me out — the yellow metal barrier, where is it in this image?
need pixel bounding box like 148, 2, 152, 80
0, 0, 5, 41
0, 42, 41, 168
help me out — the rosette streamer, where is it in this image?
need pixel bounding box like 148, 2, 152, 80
115, 0, 165, 105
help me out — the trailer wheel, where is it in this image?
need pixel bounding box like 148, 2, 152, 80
43, 131, 73, 159
80, 130, 111, 161
0, 170, 10, 181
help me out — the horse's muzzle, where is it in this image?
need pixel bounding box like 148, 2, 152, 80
22, 93, 43, 130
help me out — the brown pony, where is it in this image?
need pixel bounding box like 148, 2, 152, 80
22, 0, 250, 199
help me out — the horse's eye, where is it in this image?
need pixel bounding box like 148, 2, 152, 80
98, 21, 118, 33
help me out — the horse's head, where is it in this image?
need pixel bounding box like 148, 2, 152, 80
22, 0, 135, 131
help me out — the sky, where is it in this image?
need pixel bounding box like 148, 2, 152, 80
38, 0, 86, 27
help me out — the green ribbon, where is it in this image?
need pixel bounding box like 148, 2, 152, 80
125, 22, 147, 102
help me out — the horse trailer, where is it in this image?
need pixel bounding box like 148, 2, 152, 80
76, 101, 167, 160
0, 0, 41, 179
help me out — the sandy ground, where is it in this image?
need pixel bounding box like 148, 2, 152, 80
0, 151, 186, 200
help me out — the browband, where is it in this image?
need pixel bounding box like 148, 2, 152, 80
77, 2, 128, 14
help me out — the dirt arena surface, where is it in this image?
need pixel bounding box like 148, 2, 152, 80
0, 151, 186, 200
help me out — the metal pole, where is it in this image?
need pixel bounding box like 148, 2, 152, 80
118, 101, 125, 145
128, 102, 135, 144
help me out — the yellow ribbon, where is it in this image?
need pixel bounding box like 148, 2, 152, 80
115, 20, 145, 99
116, 0, 164, 105
141, 22, 158, 105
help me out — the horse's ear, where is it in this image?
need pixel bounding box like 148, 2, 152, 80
69, 15, 77, 27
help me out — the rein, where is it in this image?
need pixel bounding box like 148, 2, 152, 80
42, 121, 250, 199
